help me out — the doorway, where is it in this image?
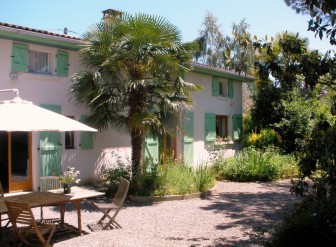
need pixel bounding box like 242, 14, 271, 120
0, 132, 32, 192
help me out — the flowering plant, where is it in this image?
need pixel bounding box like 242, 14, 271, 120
59, 167, 80, 185
216, 136, 232, 143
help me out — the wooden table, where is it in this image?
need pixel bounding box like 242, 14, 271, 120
0, 186, 104, 235
0, 191, 70, 216
50, 186, 105, 235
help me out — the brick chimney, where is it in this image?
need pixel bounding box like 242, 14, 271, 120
102, 9, 123, 20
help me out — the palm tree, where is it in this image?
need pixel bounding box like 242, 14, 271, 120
70, 12, 200, 180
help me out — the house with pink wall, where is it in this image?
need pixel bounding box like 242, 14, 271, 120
0, 21, 252, 193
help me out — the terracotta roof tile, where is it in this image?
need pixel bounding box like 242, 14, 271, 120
0, 22, 81, 40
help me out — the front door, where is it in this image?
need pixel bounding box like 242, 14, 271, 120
0, 132, 32, 192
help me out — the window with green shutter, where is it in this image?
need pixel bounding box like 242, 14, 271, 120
56, 50, 69, 77
80, 115, 94, 149
183, 111, 194, 165
39, 104, 62, 176
212, 77, 219, 96
228, 80, 234, 99
205, 113, 216, 142
29, 50, 50, 74
12, 43, 29, 72
212, 77, 232, 98
232, 114, 242, 141
144, 135, 159, 165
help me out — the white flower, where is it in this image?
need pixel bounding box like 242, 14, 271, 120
59, 166, 80, 185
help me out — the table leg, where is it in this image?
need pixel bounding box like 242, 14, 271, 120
73, 200, 82, 235
60, 204, 65, 227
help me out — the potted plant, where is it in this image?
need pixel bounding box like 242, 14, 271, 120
59, 167, 81, 194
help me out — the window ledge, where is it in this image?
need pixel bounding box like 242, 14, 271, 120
216, 96, 232, 101
215, 141, 234, 145
22, 73, 59, 80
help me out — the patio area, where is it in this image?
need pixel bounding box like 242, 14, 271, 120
1, 179, 300, 247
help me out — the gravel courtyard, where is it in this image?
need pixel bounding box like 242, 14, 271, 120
3, 179, 301, 247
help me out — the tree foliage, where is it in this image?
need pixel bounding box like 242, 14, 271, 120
284, 0, 336, 45
298, 97, 336, 187
194, 12, 254, 76
70, 13, 201, 178
274, 90, 322, 153
253, 32, 335, 90
250, 31, 336, 153
194, 11, 225, 68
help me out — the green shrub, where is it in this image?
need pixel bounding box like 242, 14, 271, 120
156, 164, 196, 196
247, 129, 282, 150
264, 149, 298, 178
98, 164, 131, 197
132, 161, 216, 196
194, 164, 216, 192
98, 156, 216, 197
222, 147, 279, 182
131, 159, 159, 196
213, 147, 298, 182
211, 157, 226, 180
266, 195, 336, 246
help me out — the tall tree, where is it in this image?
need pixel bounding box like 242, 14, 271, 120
194, 11, 226, 67
250, 32, 335, 152
253, 32, 333, 90
70, 13, 200, 180
227, 19, 254, 76
194, 12, 254, 76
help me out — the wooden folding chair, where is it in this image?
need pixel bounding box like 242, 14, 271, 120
94, 178, 130, 230
0, 182, 10, 228
5, 200, 56, 247
39, 176, 62, 222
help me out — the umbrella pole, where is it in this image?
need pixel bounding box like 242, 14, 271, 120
0, 88, 19, 97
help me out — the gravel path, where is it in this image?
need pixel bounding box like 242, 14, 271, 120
40, 180, 300, 247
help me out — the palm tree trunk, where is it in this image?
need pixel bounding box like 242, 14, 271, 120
130, 129, 144, 193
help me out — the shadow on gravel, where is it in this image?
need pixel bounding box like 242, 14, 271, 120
198, 182, 301, 246
0, 223, 89, 246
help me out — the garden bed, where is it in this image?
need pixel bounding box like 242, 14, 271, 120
129, 183, 218, 203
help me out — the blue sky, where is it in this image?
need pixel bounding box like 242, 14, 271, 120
1, 0, 334, 53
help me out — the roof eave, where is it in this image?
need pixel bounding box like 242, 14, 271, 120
0, 26, 83, 51
191, 63, 254, 82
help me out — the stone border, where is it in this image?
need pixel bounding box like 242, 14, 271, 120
129, 184, 218, 203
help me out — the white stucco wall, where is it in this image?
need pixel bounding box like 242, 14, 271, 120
0, 38, 132, 191
0, 31, 247, 192
183, 71, 243, 166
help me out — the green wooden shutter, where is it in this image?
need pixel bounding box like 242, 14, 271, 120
205, 113, 216, 142
56, 50, 69, 76
233, 114, 242, 141
80, 115, 94, 150
212, 77, 219, 96
39, 104, 62, 176
144, 135, 159, 165
183, 111, 194, 166
12, 43, 29, 72
228, 80, 234, 99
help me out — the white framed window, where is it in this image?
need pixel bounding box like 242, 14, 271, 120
205, 113, 230, 142
28, 50, 50, 74
218, 80, 229, 97
216, 115, 228, 138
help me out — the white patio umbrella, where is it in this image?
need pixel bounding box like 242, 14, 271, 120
0, 89, 97, 132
